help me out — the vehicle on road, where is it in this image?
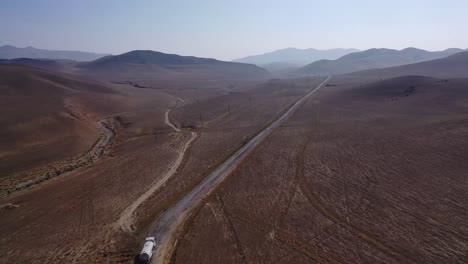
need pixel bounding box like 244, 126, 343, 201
138, 237, 156, 263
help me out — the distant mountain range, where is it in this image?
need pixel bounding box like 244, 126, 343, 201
1, 50, 270, 81
4, 46, 467, 81
233, 48, 360, 70
0, 45, 110, 61
78, 50, 270, 80
296, 48, 466, 76
82, 50, 222, 67
350, 51, 468, 79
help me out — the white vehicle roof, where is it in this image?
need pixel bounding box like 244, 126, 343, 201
140, 237, 156, 256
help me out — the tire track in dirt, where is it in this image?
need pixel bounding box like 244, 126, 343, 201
233, 213, 344, 263
343, 148, 377, 217
295, 137, 418, 263
270, 251, 297, 264
266, 149, 299, 230
115, 95, 197, 233
215, 195, 247, 263
275, 184, 298, 230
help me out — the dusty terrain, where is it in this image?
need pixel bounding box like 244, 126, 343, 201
0, 50, 271, 83
131, 77, 325, 236
2, 49, 468, 264
145, 77, 331, 264
0, 61, 324, 263
0, 64, 177, 197
351, 51, 468, 79
0, 85, 186, 263
171, 75, 468, 263
296, 48, 463, 76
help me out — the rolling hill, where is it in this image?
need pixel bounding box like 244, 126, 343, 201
233, 47, 359, 70
0, 58, 77, 72
350, 51, 468, 78
297, 48, 465, 76
0, 64, 112, 176
260, 61, 302, 72
0, 45, 109, 61
77, 50, 270, 81
0, 50, 271, 83
0, 60, 185, 192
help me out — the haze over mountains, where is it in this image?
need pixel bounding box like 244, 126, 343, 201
0, 49, 270, 82
78, 50, 270, 81
0, 45, 110, 61
4, 0, 468, 262
4, 45, 467, 79
233, 48, 360, 70
3, 44, 468, 264
297, 47, 467, 76
351, 51, 468, 79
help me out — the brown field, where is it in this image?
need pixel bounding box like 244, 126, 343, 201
2, 51, 468, 264
0, 65, 184, 262
132, 77, 325, 238
0, 66, 325, 263
0, 124, 186, 263
171, 75, 468, 264
0, 64, 176, 197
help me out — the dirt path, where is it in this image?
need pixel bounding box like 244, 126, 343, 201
115, 96, 196, 233
148, 76, 331, 264
165, 108, 181, 132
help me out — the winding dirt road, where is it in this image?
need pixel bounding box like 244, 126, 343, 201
165, 108, 181, 133
115, 96, 196, 233
148, 76, 331, 264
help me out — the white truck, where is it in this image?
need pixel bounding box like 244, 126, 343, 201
138, 237, 156, 263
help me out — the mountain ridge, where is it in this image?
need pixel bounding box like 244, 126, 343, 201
349, 51, 468, 78
233, 48, 360, 70
77, 50, 270, 81
296, 48, 465, 76
0, 45, 110, 61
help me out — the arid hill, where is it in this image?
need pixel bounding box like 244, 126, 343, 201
297, 48, 464, 76
77, 50, 270, 81
0, 64, 117, 178
0, 62, 181, 193
350, 51, 468, 78
0, 58, 78, 72
0, 45, 109, 61
233, 47, 359, 69
1, 50, 271, 84
260, 61, 300, 72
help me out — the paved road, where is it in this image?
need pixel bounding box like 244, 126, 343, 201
147, 76, 332, 264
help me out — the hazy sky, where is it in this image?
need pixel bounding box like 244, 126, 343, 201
1, 0, 467, 60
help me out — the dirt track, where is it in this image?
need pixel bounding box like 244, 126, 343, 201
147, 76, 331, 264
116, 96, 197, 233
